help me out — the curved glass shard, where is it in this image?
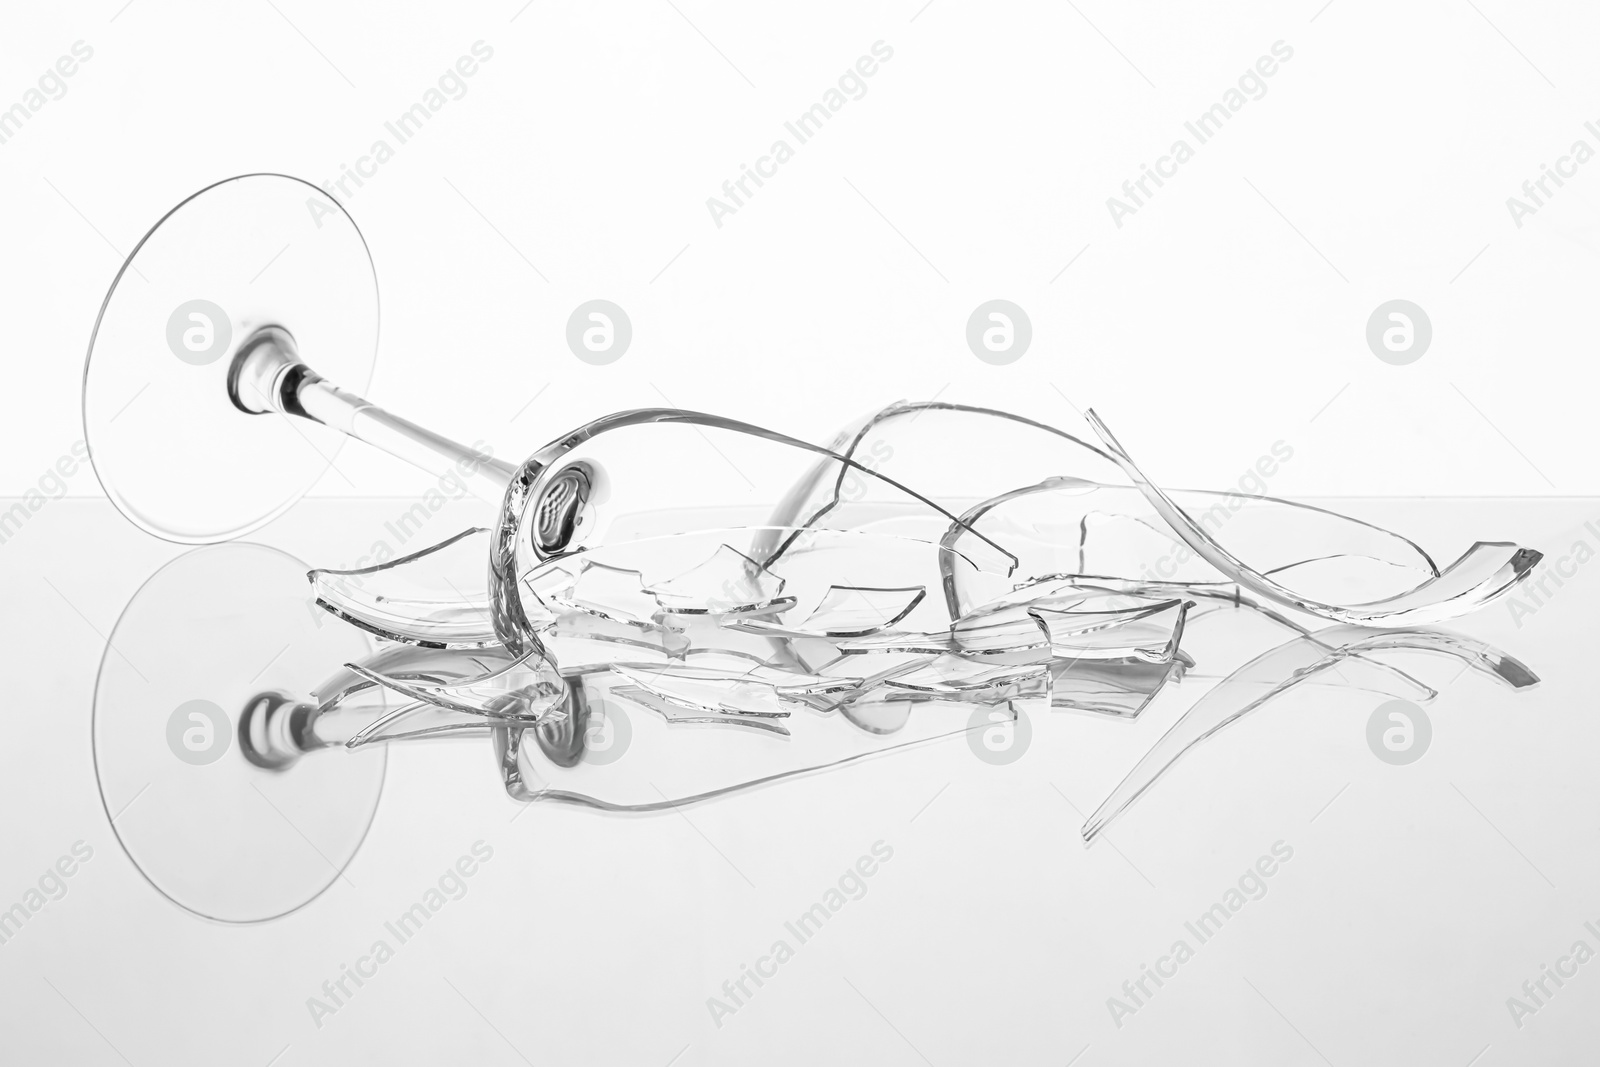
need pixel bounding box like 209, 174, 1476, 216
1082, 411, 1543, 626
938, 478, 1448, 619
1050, 658, 1186, 719
1082, 626, 1540, 841
883, 656, 1048, 695
310, 527, 498, 648
1033, 599, 1191, 665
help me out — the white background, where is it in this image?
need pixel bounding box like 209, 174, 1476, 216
4, 0, 1598, 503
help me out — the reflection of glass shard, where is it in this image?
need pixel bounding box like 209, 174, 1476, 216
347, 704, 497, 748
610, 685, 793, 736
608, 663, 793, 718
343, 649, 567, 723
1049, 658, 1185, 719
1082, 626, 1540, 841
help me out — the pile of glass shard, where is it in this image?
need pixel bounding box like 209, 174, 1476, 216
306, 403, 1543, 839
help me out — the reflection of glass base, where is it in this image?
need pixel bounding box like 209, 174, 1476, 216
93, 543, 386, 923
82, 173, 379, 544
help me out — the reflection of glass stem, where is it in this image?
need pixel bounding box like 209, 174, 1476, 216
237, 656, 583, 770
228, 325, 518, 490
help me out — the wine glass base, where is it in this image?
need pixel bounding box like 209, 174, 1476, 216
82, 173, 379, 544
94, 542, 386, 923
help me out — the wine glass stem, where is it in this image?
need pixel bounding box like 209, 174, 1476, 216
295, 376, 518, 490
230, 326, 518, 491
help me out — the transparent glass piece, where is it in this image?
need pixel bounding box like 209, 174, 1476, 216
959, 578, 1173, 619
883, 656, 1048, 695
311, 528, 497, 648
539, 611, 689, 674
838, 616, 1049, 657
646, 543, 789, 616
1033, 599, 1190, 665
940, 478, 1448, 618
728, 584, 926, 638
1050, 658, 1187, 719
544, 560, 664, 628
623, 660, 865, 695
342, 649, 566, 724
1082, 411, 1544, 626
1082, 626, 1540, 841
759, 401, 1127, 555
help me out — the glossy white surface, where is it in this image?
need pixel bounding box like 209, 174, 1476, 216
0, 495, 1591, 1065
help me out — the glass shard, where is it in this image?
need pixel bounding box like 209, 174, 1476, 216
1082, 410, 1543, 626
544, 560, 664, 628
883, 656, 1049, 695
1032, 599, 1190, 665
646, 543, 789, 616
728, 584, 926, 638
310, 527, 498, 648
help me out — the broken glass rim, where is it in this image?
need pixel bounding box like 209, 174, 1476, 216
761, 400, 1124, 568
